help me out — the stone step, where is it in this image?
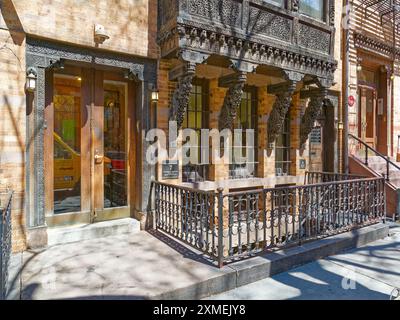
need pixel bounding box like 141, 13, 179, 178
47, 218, 141, 247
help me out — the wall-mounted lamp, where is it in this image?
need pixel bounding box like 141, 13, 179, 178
151, 90, 159, 103
390, 73, 395, 81
26, 67, 38, 92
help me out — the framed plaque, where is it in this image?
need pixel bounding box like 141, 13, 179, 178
162, 160, 179, 180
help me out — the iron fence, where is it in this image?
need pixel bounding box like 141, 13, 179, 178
0, 192, 13, 300
153, 175, 386, 267
305, 171, 366, 184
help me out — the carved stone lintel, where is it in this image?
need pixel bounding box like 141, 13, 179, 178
169, 61, 197, 129
218, 72, 247, 130
299, 88, 328, 147
267, 81, 297, 147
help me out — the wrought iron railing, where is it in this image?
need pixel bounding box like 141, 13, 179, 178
305, 171, 366, 184
152, 174, 386, 267
0, 192, 13, 300
349, 134, 400, 181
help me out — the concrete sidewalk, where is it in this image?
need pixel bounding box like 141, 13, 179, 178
207, 224, 400, 300
6, 222, 395, 300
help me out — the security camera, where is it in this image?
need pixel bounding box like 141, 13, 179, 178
94, 24, 110, 44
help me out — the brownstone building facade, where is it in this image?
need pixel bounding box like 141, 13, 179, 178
346, 0, 400, 217
4, 0, 395, 253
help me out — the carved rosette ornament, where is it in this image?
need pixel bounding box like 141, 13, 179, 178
299, 89, 328, 148
267, 82, 297, 147
169, 62, 196, 129
218, 72, 247, 130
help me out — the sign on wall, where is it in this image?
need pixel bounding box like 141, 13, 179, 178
310, 127, 322, 144
162, 160, 179, 180
348, 95, 355, 107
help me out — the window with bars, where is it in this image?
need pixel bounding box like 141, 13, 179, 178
229, 88, 258, 179
182, 79, 209, 183
275, 110, 291, 176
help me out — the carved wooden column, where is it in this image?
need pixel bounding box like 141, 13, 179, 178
218, 71, 247, 130
266, 81, 297, 147
168, 61, 197, 129
299, 87, 328, 148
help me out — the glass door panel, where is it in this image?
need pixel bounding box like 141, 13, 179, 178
103, 81, 128, 209
53, 74, 82, 214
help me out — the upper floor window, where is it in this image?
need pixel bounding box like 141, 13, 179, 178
299, 0, 325, 21
264, 0, 285, 7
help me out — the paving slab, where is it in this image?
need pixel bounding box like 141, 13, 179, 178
207, 224, 400, 300
7, 222, 391, 300
15, 230, 234, 300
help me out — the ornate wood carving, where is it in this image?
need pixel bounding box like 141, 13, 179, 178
158, 0, 338, 82
267, 82, 297, 147
169, 62, 197, 129
218, 72, 247, 130
291, 0, 299, 12
354, 32, 400, 60
299, 88, 328, 148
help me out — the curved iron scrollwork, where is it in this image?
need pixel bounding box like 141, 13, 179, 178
299, 89, 328, 148
267, 82, 296, 147
169, 62, 196, 129
218, 72, 247, 130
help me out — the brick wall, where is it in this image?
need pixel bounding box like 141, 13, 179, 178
0, 2, 27, 251
0, 0, 156, 252
12, 0, 158, 59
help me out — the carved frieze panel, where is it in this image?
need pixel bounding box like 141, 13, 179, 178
298, 23, 330, 54
354, 32, 400, 59
247, 5, 292, 42
159, 0, 337, 81
187, 0, 242, 28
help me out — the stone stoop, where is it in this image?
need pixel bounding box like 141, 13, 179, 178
47, 218, 141, 247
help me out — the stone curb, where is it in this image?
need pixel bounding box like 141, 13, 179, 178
150, 223, 389, 300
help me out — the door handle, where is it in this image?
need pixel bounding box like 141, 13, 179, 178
94, 150, 103, 164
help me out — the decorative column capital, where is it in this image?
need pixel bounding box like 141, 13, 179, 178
299, 87, 328, 148
218, 71, 248, 131
267, 81, 297, 147
169, 60, 197, 129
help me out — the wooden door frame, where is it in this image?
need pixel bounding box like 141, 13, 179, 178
44, 65, 136, 227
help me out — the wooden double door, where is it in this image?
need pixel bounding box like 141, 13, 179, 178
359, 87, 377, 148
44, 65, 136, 226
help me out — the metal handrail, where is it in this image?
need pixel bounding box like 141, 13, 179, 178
0, 191, 13, 300
349, 134, 400, 181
